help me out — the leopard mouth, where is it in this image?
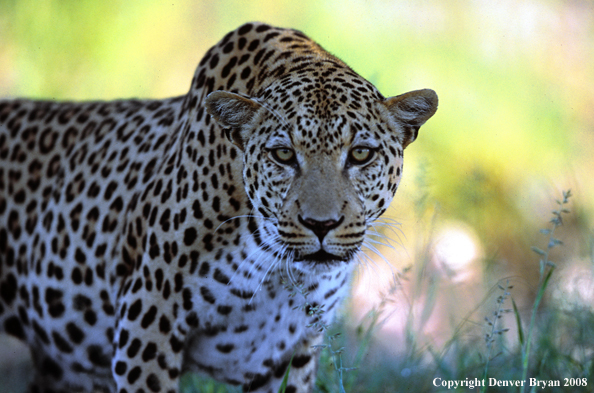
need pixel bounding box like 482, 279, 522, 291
295, 250, 348, 263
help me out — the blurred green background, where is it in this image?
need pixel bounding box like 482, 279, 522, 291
1, 0, 593, 392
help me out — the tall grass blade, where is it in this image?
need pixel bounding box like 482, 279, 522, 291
511, 297, 524, 346
277, 353, 295, 393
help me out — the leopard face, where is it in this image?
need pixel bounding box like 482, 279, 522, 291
206, 83, 437, 273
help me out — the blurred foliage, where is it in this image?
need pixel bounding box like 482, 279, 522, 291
1, 0, 593, 392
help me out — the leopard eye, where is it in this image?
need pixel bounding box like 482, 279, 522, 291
271, 148, 295, 164
349, 147, 374, 165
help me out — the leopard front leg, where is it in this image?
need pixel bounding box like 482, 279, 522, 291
112, 291, 187, 393
261, 334, 323, 393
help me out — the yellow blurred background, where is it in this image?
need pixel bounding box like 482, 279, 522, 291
1, 0, 593, 390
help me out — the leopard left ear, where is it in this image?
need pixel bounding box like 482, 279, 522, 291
383, 88, 438, 149
205, 91, 262, 150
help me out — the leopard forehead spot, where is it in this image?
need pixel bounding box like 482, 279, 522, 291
0, 22, 437, 393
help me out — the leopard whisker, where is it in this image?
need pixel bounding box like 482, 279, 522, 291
367, 220, 407, 252
242, 231, 283, 282
356, 244, 386, 279
364, 235, 397, 251
367, 219, 405, 240
250, 242, 287, 304
214, 214, 266, 233
226, 229, 276, 286
285, 251, 303, 290
360, 240, 401, 282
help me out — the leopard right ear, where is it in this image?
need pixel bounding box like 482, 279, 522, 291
205, 91, 261, 150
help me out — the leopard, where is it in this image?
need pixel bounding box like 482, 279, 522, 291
0, 22, 438, 393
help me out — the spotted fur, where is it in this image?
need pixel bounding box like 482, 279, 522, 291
0, 22, 438, 393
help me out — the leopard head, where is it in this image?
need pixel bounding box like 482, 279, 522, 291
205, 78, 437, 271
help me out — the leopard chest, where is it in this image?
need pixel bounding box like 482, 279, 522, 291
181, 262, 353, 386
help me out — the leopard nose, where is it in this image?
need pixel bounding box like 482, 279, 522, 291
298, 215, 345, 242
